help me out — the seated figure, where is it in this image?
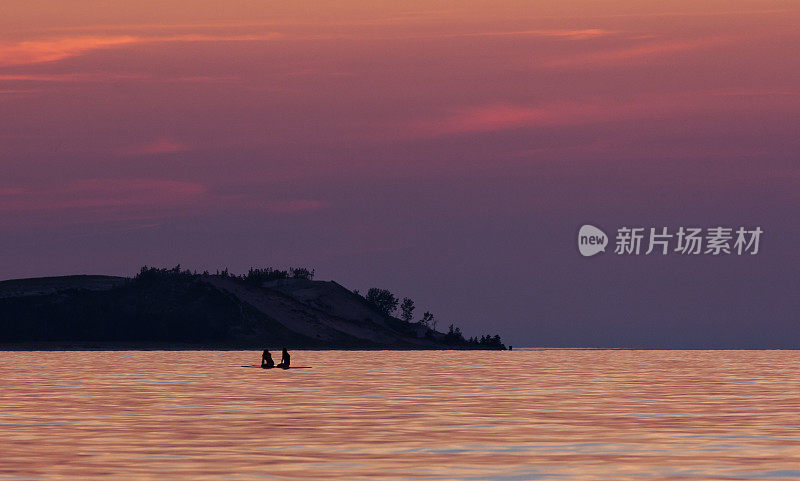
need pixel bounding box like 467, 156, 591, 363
261, 349, 275, 369
276, 347, 290, 369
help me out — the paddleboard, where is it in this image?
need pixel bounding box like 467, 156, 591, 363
240, 365, 311, 369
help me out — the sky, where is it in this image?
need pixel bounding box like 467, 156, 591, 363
1, 1, 798, 347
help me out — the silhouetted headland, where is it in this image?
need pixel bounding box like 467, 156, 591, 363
0, 266, 506, 350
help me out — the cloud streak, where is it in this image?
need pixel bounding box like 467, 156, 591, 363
120, 139, 191, 156
0, 27, 618, 69
0, 179, 328, 223
410, 104, 550, 136
0, 179, 206, 212
0, 36, 138, 67
542, 37, 733, 69
408, 90, 800, 137
432, 28, 616, 40
0, 33, 282, 67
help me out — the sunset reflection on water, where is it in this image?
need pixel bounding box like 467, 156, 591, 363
1, 350, 798, 480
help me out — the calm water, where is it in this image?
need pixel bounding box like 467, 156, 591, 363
0, 350, 798, 480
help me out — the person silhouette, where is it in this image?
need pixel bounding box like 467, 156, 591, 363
261, 349, 274, 369
277, 347, 291, 369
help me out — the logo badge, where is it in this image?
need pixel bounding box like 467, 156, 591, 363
578, 224, 608, 257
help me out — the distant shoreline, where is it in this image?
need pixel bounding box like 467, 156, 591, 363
0, 271, 507, 351
0, 343, 795, 351
0, 342, 500, 351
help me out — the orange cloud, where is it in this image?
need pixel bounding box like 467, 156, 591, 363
709, 89, 800, 97
569, 8, 799, 20
408, 89, 800, 137
0, 73, 142, 82
543, 37, 732, 69
0, 179, 328, 219
120, 139, 191, 156
411, 104, 549, 136
0, 73, 241, 86
409, 101, 652, 137
0, 36, 138, 66
0, 89, 39, 95
0, 179, 206, 212
0, 33, 282, 67
438, 28, 616, 40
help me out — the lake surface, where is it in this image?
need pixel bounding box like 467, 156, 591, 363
0, 350, 798, 480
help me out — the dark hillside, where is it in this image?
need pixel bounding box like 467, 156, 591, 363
0, 275, 311, 346
0, 270, 506, 350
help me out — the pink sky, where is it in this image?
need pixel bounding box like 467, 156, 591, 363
1, 1, 798, 345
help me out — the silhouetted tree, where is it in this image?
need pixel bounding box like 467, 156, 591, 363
236, 266, 316, 284
290, 267, 314, 280
445, 323, 465, 344
135, 265, 195, 282
421, 311, 434, 329
465, 333, 505, 350
366, 288, 399, 316
400, 297, 415, 323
